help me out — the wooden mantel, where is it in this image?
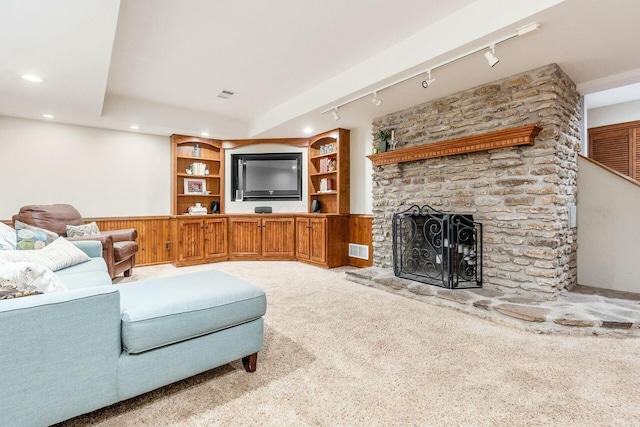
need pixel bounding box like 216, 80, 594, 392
367, 124, 541, 166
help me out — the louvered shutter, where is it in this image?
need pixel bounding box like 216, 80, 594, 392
589, 128, 631, 176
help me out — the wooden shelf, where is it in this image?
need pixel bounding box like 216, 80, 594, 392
171, 135, 224, 215
176, 173, 220, 178
308, 129, 350, 214
367, 124, 541, 166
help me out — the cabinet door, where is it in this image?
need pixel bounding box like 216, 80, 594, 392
178, 219, 204, 263
204, 218, 227, 260
295, 218, 311, 260
262, 218, 295, 258
309, 217, 327, 264
228, 218, 261, 257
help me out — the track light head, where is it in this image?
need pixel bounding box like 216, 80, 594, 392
372, 91, 383, 107
331, 108, 340, 121
484, 45, 499, 67
421, 70, 436, 88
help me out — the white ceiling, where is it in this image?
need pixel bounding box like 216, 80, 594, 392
2, 0, 640, 139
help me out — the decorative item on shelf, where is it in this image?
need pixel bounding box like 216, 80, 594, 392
319, 177, 334, 192
377, 129, 392, 153
389, 129, 398, 151
188, 202, 208, 215
189, 162, 207, 175
184, 178, 206, 194
311, 199, 321, 213
319, 142, 336, 155
319, 156, 337, 173
185, 168, 193, 175
193, 143, 201, 157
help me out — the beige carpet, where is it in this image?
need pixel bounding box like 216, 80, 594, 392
60, 261, 640, 427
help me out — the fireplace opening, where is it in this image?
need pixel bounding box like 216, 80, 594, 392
392, 205, 482, 289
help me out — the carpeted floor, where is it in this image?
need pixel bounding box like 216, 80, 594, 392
59, 261, 640, 426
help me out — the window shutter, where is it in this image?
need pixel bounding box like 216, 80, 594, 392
589, 128, 631, 176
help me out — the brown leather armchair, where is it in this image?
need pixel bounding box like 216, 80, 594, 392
13, 204, 138, 279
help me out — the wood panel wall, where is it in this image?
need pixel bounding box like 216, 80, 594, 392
348, 214, 373, 267
85, 216, 172, 266
2, 214, 373, 268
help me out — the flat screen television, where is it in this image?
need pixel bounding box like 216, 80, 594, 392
231, 152, 303, 201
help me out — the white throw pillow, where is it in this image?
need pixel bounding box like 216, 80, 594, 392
0, 237, 90, 271
0, 222, 16, 250
0, 262, 66, 293
66, 222, 101, 237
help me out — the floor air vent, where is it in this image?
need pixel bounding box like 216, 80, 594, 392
349, 243, 369, 260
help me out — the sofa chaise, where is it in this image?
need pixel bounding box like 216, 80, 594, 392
0, 240, 267, 427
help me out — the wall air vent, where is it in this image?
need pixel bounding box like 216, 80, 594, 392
349, 243, 369, 260
217, 90, 236, 99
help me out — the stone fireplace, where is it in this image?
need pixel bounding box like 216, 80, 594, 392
370, 64, 581, 300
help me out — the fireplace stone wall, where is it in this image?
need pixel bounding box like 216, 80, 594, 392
371, 64, 581, 299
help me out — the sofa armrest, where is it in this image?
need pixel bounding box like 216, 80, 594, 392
0, 287, 121, 426
70, 239, 104, 258
102, 228, 138, 242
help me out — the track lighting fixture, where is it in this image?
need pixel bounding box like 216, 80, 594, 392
372, 91, 383, 106
484, 45, 499, 67
320, 22, 539, 120
421, 70, 436, 88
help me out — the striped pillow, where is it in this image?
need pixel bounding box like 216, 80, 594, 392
0, 237, 90, 271
66, 222, 101, 237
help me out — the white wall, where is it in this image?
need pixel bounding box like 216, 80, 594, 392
349, 124, 373, 215
587, 99, 640, 128
0, 116, 374, 219
0, 116, 170, 219
577, 156, 640, 292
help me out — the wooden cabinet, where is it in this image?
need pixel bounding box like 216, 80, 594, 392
173, 216, 227, 266
296, 216, 326, 264
171, 135, 224, 215
296, 215, 348, 268
228, 216, 295, 260
308, 129, 350, 214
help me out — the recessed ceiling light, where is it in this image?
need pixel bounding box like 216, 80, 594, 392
303, 127, 313, 135
201, 132, 210, 137
22, 74, 46, 83
42, 114, 54, 119
130, 125, 139, 130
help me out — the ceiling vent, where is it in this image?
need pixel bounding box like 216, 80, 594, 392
217, 90, 236, 99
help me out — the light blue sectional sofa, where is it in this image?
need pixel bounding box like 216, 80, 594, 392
0, 241, 267, 427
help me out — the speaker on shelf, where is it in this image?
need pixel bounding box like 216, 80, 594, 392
311, 200, 321, 213
255, 206, 272, 214
210, 201, 219, 214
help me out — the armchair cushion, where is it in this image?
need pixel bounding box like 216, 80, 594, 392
13, 204, 83, 236
113, 241, 138, 263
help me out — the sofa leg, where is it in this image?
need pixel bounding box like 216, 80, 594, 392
242, 353, 257, 373
124, 269, 132, 277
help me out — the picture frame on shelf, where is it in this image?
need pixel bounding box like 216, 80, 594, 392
184, 178, 206, 194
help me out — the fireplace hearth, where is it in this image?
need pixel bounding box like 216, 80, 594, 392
393, 205, 482, 289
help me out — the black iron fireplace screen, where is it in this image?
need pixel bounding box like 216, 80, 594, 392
392, 205, 482, 289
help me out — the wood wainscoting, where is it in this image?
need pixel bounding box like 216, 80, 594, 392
2, 214, 373, 268
348, 214, 373, 267
85, 216, 172, 266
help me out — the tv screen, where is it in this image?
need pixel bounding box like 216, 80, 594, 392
232, 153, 302, 201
